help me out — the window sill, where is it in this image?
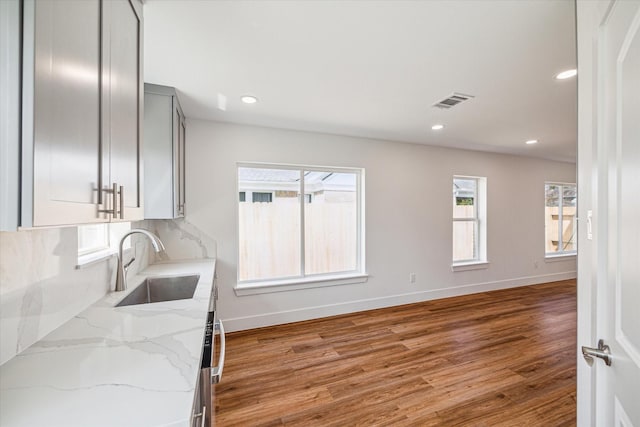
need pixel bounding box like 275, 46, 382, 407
76, 249, 117, 269
451, 261, 490, 272
545, 253, 576, 262
76, 247, 133, 269
234, 273, 369, 296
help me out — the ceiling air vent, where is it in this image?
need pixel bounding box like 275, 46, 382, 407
433, 92, 475, 109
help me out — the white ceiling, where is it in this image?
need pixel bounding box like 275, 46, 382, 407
144, 0, 577, 162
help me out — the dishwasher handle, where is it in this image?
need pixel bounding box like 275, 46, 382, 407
211, 319, 226, 384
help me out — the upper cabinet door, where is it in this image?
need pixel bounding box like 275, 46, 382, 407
102, 0, 144, 221
143, 84, 185, 220
25, 0, 104, 227
174, 103, 186, 218
178, 115, 186, 216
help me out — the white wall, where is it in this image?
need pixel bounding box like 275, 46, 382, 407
186, 120, 577, 331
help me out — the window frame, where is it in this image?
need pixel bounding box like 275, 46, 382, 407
452, 175, 488, 269
77, 223, 110, 256
235, 162, 367, 293
544, 182, 577, 258
76, 222, 132, 268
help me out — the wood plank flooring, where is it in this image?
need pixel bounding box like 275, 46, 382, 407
213, 280, 576, 426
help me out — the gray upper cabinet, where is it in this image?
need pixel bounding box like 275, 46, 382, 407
1, 0, 144, 230
102, 0, 144, 222
24, 0, 103, 227
144, 84, 186, 219
1, 0, 24, 230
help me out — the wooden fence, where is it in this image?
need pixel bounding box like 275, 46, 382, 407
239, 203, 356, 281
545, 206, 577, 252
239, 204, 576, 280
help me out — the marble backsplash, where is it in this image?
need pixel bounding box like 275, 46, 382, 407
143, 218, 217, 262
0, 219, 216, 366
0, 227, 113, 365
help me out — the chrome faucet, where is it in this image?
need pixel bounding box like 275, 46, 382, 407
115, 229, 165, 292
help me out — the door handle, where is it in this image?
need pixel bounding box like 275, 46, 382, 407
582, 339, 612, 366
211, 319, 226, 384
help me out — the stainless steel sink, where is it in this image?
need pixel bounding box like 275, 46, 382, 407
116, 274, 200, 307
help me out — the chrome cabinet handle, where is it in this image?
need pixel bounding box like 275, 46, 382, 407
192, 405, 206, 427
211, 319, 226, 384
582, 339, 612, 366
113, 183, 119, 217
98, 183, 119, 217
119, 185, 124, 219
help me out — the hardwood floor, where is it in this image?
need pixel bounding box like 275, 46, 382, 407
213, 280, 577, 426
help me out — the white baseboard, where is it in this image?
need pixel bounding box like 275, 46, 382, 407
222, 271, 576, 332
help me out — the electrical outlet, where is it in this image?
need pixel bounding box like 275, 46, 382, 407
409, 273, 416, 283
534, 261, 539, 269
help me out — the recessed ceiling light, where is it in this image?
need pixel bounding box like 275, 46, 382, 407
241, 95, 258, 104
556, 69, 577, 80
526, 139, 538, 145
431, 124, 445, 131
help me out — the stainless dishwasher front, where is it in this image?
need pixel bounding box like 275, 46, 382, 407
192, 276, 225, 427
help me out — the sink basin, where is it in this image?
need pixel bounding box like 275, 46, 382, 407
116, 274, 200, 307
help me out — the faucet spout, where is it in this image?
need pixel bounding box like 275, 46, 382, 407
115, 229, 165, 292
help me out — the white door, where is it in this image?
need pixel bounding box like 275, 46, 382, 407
577, 0, 640, 425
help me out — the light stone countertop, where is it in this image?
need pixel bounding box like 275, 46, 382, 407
0, 259, 216, 427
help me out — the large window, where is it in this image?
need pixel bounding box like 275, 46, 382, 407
545, 183, 576, 256
238, 164, 364, 284
453, 176, 487, 265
